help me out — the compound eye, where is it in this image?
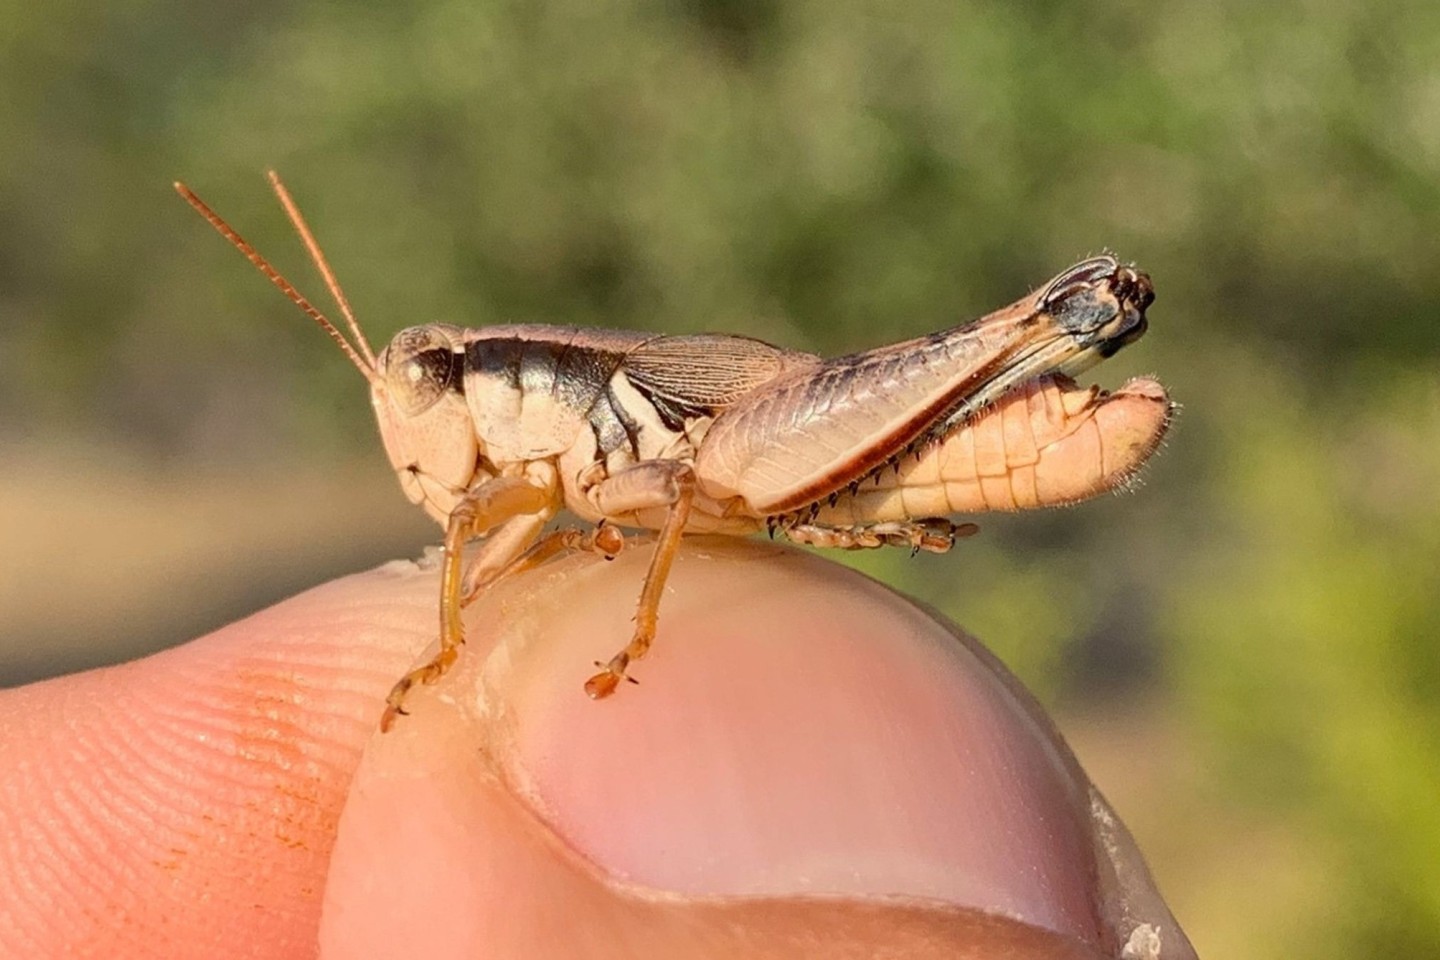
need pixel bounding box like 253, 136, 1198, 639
384, 326, 459, 416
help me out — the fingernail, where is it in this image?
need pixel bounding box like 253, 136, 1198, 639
478, 540, 1179, 952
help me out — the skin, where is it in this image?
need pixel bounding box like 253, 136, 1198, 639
0, 539, 1195, 959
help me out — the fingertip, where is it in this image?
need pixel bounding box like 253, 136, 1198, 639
322, 540, 1193, 958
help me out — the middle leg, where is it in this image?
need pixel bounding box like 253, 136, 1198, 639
579, 460, 696, 699
460, 520, 626, 605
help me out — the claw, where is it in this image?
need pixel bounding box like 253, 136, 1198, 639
585, 670, 621, 699
378, 702, 408, 733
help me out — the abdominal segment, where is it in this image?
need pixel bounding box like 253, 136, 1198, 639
807, 375, 1172, 525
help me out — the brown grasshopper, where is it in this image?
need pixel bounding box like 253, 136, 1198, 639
175, 173, 1172, 731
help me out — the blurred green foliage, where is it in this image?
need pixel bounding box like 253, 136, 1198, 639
2, 0, 1438, 956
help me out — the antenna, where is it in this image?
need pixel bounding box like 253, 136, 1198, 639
265, 170, 378, 369
173, 178, 380, 385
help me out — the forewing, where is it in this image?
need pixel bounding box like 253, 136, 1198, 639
692, 324, 1019, 514
623, 334, 818, 420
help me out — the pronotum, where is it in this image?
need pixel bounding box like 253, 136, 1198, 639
175, 173, 1173, 731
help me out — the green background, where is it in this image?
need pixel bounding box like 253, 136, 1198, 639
3, 1, 1438, 956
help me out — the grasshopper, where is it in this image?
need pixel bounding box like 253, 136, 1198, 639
175, 173, 1172, 731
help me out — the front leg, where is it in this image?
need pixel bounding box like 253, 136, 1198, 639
380, 473, 558, 731
579, 460, 696, 699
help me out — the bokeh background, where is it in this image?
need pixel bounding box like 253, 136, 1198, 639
3, 1, 1438, 956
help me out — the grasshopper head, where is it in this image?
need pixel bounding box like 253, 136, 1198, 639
372, 324, 479, 524
173, 175, 484, 527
